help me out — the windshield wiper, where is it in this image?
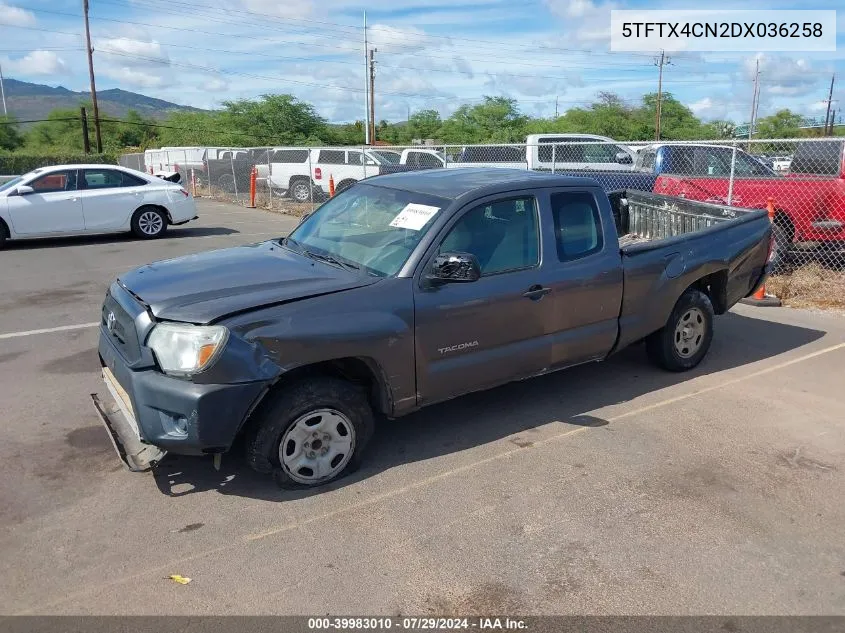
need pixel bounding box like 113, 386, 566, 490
301, 248, 360, 271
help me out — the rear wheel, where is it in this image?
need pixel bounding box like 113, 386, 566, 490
646, 289, 714, 372
0, 220, 8, 249
131, 206, 168, 239
289, 179, 313, 203
217, 174, 235, 193
771, 223, 792, 274
246, 377, 375, 489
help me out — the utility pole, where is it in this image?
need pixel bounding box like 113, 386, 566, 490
555, 96, 559, 118
654, 50, 670, 141
82, 0, 102, 153
748, 59, 760, 142
80, 107, 91, 154
0, 62, 7, 117
363, 10, 369, 145
369, 48, 377, 144
823, 74, 835, 135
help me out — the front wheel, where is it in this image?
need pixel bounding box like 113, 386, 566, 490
646, 289, 714, 372
246, 377, 375, 489
131, 206, 168, 239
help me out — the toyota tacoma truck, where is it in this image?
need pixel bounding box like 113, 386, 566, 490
92, 169, 774, 489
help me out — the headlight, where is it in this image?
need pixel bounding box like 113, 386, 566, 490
146, 323, 228, 376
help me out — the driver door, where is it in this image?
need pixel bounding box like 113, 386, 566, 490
413, 194, 553, 405
6, 169, 84, 236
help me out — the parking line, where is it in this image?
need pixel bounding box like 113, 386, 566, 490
0, 322, 99, 340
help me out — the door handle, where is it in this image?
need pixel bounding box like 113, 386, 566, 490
523, 285, 551, 301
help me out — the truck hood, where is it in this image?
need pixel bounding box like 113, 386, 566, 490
118, 240, 379, 324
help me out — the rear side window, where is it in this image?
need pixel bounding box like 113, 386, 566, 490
319, 150, 346, 164
551, 191, 603, 261
82, 169, 144, 189
272, 150, 309, 163
538, 138, 584, 163
790, 141, 844, 176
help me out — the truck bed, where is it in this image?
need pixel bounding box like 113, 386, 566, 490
607, 189, 772, 353
609, 189, 756, 247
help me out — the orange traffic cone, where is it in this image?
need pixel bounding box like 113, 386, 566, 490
741, 196, 781, 307
328, 174, 335, 197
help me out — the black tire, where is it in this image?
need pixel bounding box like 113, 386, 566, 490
289, 179, 313, 203
646, 289, 715, 372
130, 206, 168, 239
0, 220, 7, 249
336, 179, 357, 194
770, 223, 792, 274
217, 174, 236, 193
245, 377, 375, 489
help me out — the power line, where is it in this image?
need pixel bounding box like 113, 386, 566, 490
24, 8, 658, 72
93, 0, 660, 59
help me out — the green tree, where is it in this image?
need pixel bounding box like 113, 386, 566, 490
634, 93, 714, 140
753, 109, 804, 138
407, 109, 442, 140
0, 115, 24, 151
439, 97, 527, 143
219, 94, 327, 145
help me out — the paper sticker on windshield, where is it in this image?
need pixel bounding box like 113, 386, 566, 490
389, 203, 440, 231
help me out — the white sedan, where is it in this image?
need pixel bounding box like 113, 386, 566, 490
0, 164, 198, 248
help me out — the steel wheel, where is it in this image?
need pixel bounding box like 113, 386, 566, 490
278, 408, 356, 485
673, 307, 706, 358
137, 210, 164, 236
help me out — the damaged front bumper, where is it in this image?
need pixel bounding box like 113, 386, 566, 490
91, 367, 166, 472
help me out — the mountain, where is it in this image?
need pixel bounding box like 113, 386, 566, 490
1, 78, 204, 123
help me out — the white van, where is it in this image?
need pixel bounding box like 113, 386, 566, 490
524, 134, 636, 171
143, 147, 208, 181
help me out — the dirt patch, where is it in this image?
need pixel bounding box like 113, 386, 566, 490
767, 265, 845, 311
423, 582, 524, 616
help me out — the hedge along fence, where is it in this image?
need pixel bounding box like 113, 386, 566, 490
0, 153, 119, 175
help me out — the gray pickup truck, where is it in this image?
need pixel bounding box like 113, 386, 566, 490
93, 169, 773, 489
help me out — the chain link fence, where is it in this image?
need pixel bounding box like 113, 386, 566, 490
122, 138, 845, 310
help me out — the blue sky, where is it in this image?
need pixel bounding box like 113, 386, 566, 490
1, 0, 842, 126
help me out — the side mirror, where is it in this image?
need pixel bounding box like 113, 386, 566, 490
615, 151, 633, 165
15, 185, 35, 196
426, 252, 481, 285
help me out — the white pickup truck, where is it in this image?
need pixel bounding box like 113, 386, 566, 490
267, 148, 392, 202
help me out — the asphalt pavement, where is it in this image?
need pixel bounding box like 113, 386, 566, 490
1, 198, 844, 615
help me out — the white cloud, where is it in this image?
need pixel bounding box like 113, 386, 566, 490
101, 67, 164, 88
206, 78, 229, 92
98, 38, 170, 67
0, 1, 35, 27
689, 97, 714, 115
240, 0, 313, 19
368, 24, 431, 54
6, 50, 69, 75
746, 54, 822, 97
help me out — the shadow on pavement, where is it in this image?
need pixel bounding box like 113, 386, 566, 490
151, 311, 827, 501
3, 226, 238, 250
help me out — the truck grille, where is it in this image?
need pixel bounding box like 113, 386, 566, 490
102, 291, 142, 363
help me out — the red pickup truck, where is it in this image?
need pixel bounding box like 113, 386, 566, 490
639, 141, 845, 259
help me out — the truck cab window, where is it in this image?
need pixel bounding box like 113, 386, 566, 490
439, 197, 539, 275
551, 191, 603, 261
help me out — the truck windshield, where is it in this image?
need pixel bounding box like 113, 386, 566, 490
284, 183, 450, 277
